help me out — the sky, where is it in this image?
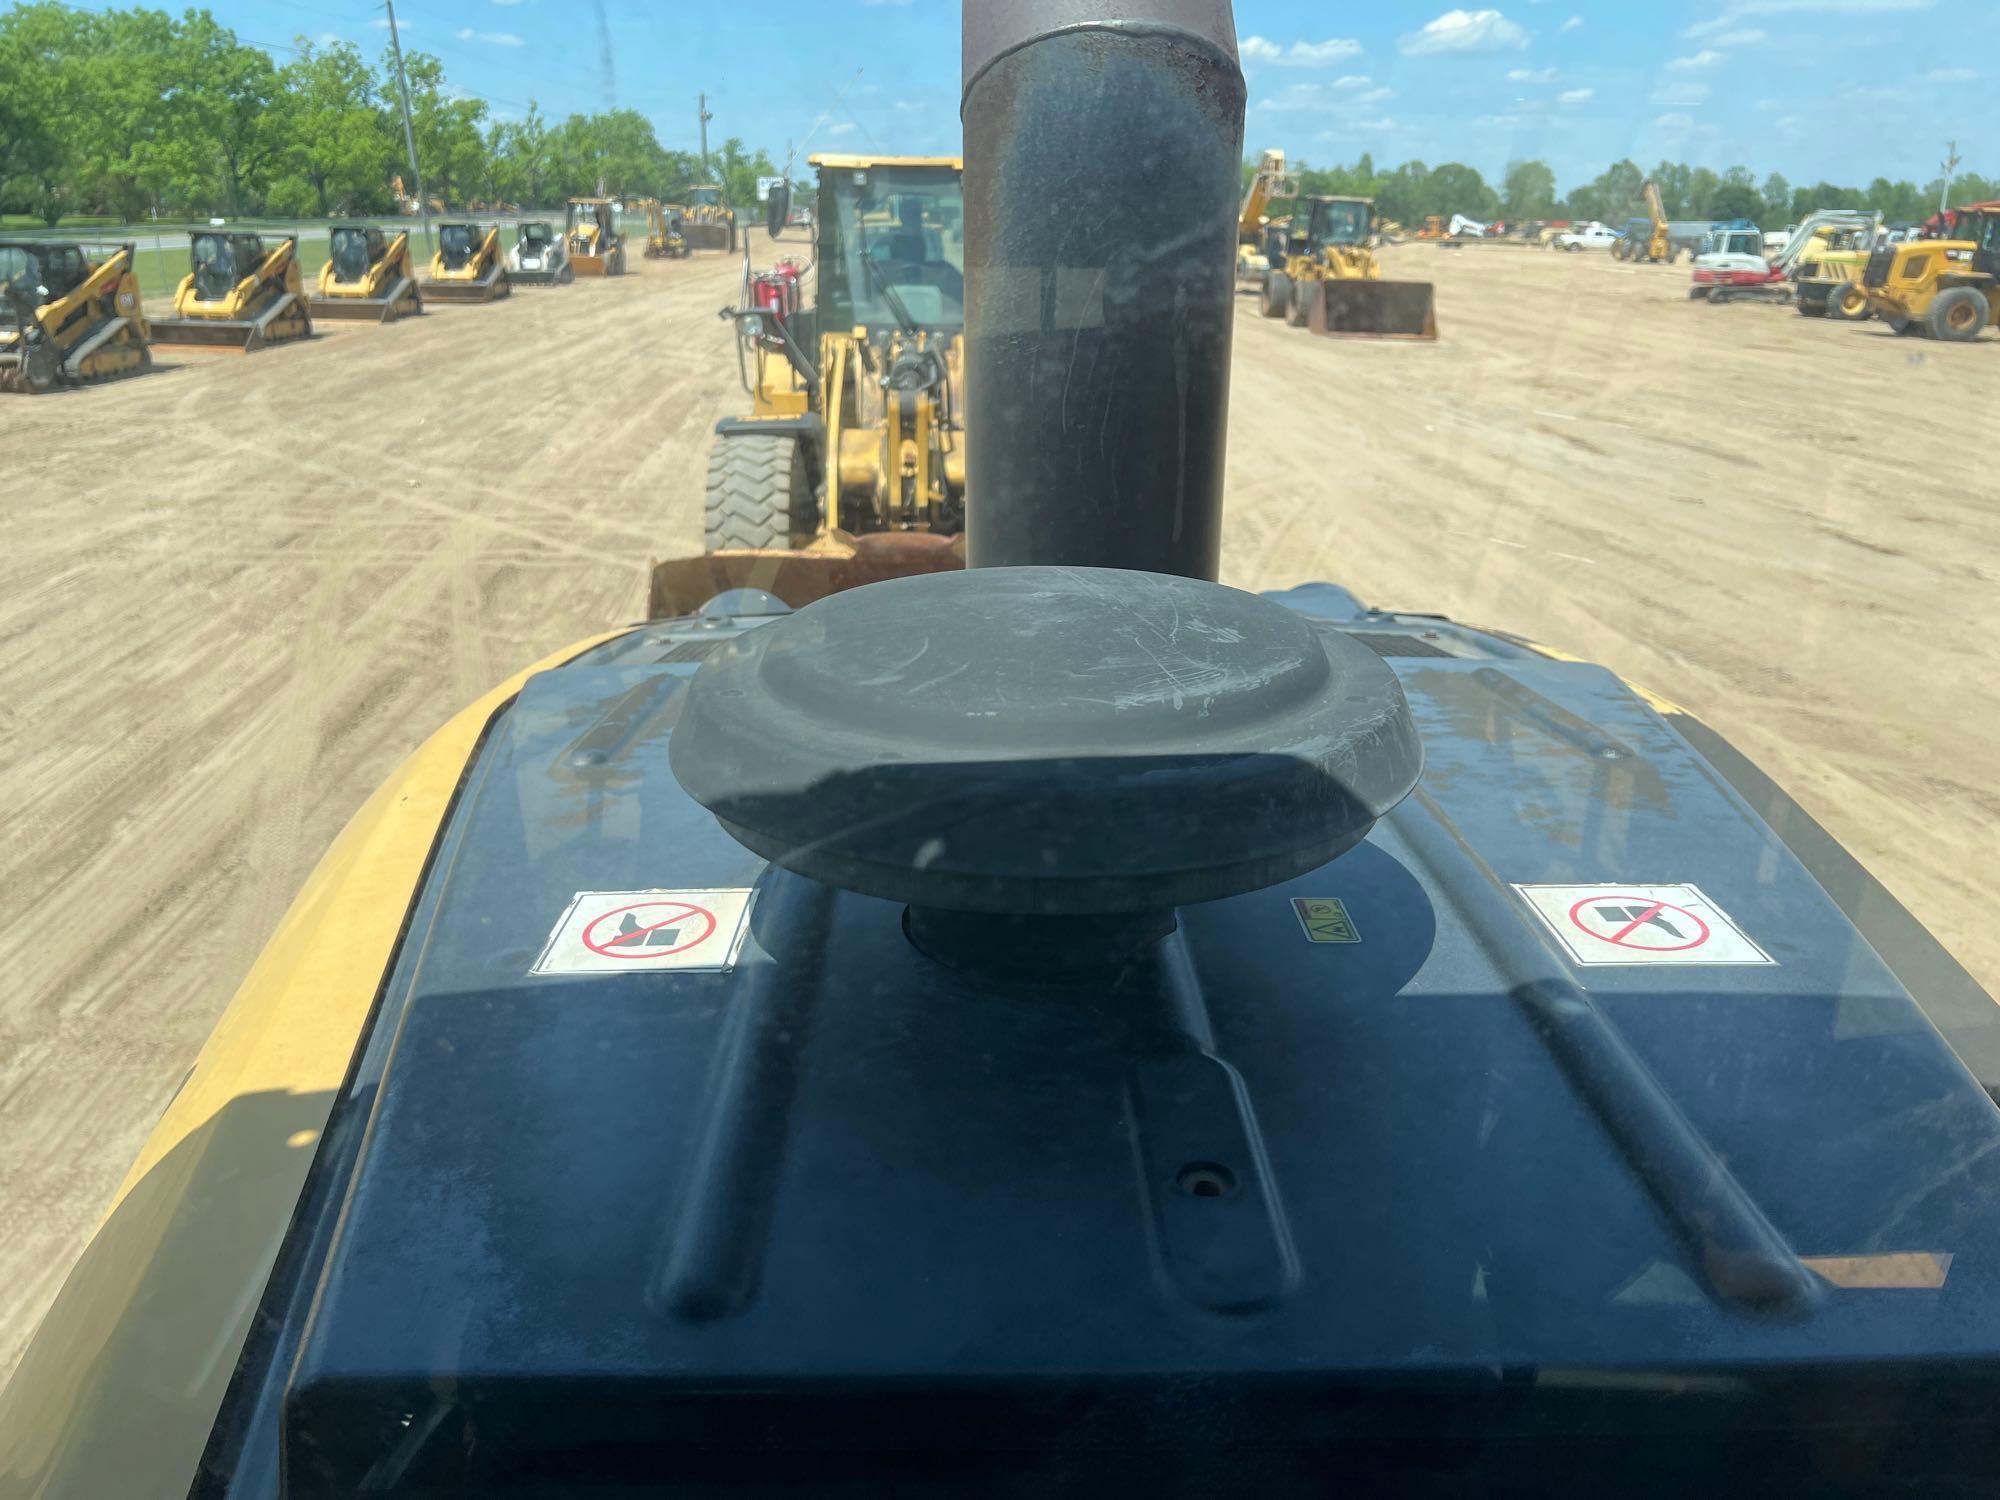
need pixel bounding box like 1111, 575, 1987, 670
191, 0, 1987, 190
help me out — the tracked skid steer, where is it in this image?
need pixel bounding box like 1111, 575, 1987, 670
0, 240, 151, 392
424, 222, 512, 304
12, 5, 2000, 1498
507, 220, 573, 285
306, 223, 424, 323
147, 231, 312, 352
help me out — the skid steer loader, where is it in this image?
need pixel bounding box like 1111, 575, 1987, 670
682, 152, 966, 576
16, 7, 2000, 1499
0, 240, 151, 392
306, 223, 424, 323
1260, 193, 1439, 340
147, 231, 312, 352
506, 220, 573, 286
679, 183, 739, 253
565, 198, 627, 276
423, 222, 512, 304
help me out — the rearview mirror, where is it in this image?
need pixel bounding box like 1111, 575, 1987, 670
768, 182, 792, 240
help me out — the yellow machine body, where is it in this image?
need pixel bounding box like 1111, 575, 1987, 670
308, 225, 424, 323
149, 232, 312, 352
566, 198, 627, 277
0, 240, 152, 392
424, 223, 512, 304
1261, 195, 1438, 341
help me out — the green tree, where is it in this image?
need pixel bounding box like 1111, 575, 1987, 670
278, 39, 394, 216
1709, 182, 1764, 223
168, 10, 286, 214
1502, 158, 1558, 219
1565, 158, 1643, 224
1760, 172, 1791, 227
1425, 162, 1499, 220
1651, 161, 1692, 218
390, 50, 489, 209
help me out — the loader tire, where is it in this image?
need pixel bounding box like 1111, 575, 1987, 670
1826, 284, 1870, 321
1928, 287, 1989, 342
703, 433, 818, 553
1286, 278, 1311, 328
1262, 270, 1289, 319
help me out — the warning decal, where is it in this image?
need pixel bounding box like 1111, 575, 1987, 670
1513, 883, 1772, 967
1293, 897, 1361, 944
531, 889, 756, 976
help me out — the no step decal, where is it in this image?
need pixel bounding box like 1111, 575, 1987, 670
1514, 883, 1773, 967
531, 889, 756, 976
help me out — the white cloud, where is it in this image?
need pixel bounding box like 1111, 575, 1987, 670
366, 16, 403, 28
862, 0, 914, 6
1558, 14, 1583, 30
1654, 80, 1713, 102
1399, 9, 1529, 55
1683, 16, 1731, 35
1359, 86, 1395, 103
1713, 28, 1767, 43
1666, 49, 1726, 69
1558, 86, 1594, 104
827, 121, 858, 135
455, 26, 524, 44
1508, 66, 1558, 81
313, 30, 341, 46
1241, 35, 1364, 67
1654, 112, 1695, 129
893, 100, 924, 113
1317, 117, 1399, 137
1925, 66, 1978, 80
1333, 74, 1374, 89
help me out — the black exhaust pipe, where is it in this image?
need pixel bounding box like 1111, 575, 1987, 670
961, 0, 1245, 580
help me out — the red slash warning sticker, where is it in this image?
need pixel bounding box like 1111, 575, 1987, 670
531, 889, 755, 976
1514, 883, 1772, 967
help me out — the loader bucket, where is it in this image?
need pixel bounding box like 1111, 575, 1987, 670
684, 222, 735, 254
306, 278, 422, 323
647, 533, 965, 621
422, 267, 511, 305
1311, 279, 1439, 341
149, 293, 311, 353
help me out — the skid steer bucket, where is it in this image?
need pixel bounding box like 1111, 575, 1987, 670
647, 533, 964, 620
307, 276, 421, 322
1310, 278, 1438, 341
423, 265, 510, 305
149, 294, 307, 352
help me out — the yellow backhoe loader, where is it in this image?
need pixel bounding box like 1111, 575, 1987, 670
148, 232, 312, 352
565, 198, 627, 276
657, 152, 966, 601
0, 240, 151, 392
678, 183, 739, 253
1235, 148, 1298, 289
1859, 203, 1999, 340
1613, 178, 1673, 264
424, 222, 512, 304
1258, 194, 1438, 341
638, 198, 691, 259
307, 224, 424, 323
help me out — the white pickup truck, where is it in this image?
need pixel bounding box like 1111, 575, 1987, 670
1552, 222, 1618, 252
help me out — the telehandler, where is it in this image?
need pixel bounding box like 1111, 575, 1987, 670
8, 6, 2000, 1498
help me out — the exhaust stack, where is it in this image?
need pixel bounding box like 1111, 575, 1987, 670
961, 0, 1246, 580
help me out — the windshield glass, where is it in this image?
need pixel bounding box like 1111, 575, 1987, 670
1310, 199, 1370, 246
439, 225, 477, 263
330, 228, 374, 277
832, 166, 965, 328
0, 245, 45, 303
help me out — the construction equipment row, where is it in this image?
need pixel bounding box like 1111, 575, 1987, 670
0, 195, 700, 393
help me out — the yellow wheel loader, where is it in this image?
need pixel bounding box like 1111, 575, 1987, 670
148, 231, 312, 352
659, 152, 967, 600
565, 198, 627, 276
639, 198, 692, 259
307, 224, 424, 323
1794, 232, 1874, 321
1258, 194, 1438, 341
424, 222, 512, 304
1859, 204, 1999, 341
679, 183, 739, 253
0, 240, 151, 392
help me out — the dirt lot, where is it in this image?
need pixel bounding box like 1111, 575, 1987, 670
2, 241, 1995, 1385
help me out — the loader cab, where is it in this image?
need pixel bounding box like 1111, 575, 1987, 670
816, 155, 966, 332
686, 184, 725, 211
190, 233, 262, 302
328, 225, 387, 283
437, 224, 483, 271
566, 200, 612, 252
1302, 196, 1372, 251
0, 242, 85, 307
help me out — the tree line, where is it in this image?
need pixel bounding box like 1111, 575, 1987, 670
0, 2, 780, 225
1280, 153, 1996, 232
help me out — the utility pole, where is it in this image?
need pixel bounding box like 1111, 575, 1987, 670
699, 94, 714, 179
384, 0, 431, 255
1938, 140, 1962, 214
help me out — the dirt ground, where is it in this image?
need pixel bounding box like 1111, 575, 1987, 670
2, 241, 1995, 1386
